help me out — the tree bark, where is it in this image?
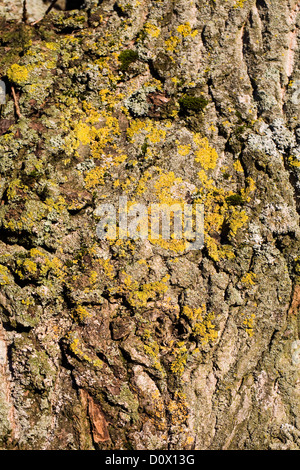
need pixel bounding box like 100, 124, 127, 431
0, 0, 299, 450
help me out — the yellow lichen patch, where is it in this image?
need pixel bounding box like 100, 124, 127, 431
182, 305, 218, 344
228, 207, 248, 238
95, 55, 122, 87
96, 258, 115, 280
110, 272, 169, 309
68, 333, 103, 368
74, 305, 92, 322
22, 259, 38, 275
144, 22, 161, 38
60, 97, 125, 182
67, 108, 128, 189
196, 186, 234, 261
84, 166, 106, 189
242, 313, 256, 337
167, 391, 189, 427
194, 135, 218, 171
126, 119, 146, 142
75, 122, 91, 146
233, 160, 244, 172
177, 22, 198, 38
154, 171, 184, 204
127, 276, 170, 308
135, 170, 152, 196
98, 88, 124, 108
288, 156, 300, 168
88, 116, 120, 156
150, 390, 167, 430
0, 265, 11, 286
45, 42, 59, 51
6, 179, 27, 200
170, 341, 188, 376
7, 64, 29, 85
126, 118, 166, 144
144, 78, 164, 92
241, 271, 256, 286
16, 248, 66, 282
240, 177, 256, 202
44, 195, 67, 215
165, 35, 180, 53
177, 144, 191, 156
150, 237, 187, 253
142, 329, 165, 375
191, 137, 253, 261
148, 171, 189, 253
234, 0, 247, 8
108, 238, 137, 257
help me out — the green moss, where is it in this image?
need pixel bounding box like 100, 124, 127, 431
179, 95, 208, 114
226, 194, 244, 206
141, 139, 149, 156
118, 49, 139, 72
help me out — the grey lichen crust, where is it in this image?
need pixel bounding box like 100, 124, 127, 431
0, 0, 299, 450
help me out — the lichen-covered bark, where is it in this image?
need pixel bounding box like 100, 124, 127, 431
0, 0, 299, 450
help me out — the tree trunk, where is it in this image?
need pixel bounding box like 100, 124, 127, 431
0, 0, 299, 450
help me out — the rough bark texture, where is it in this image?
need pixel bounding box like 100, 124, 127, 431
0, 0, 299, 450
